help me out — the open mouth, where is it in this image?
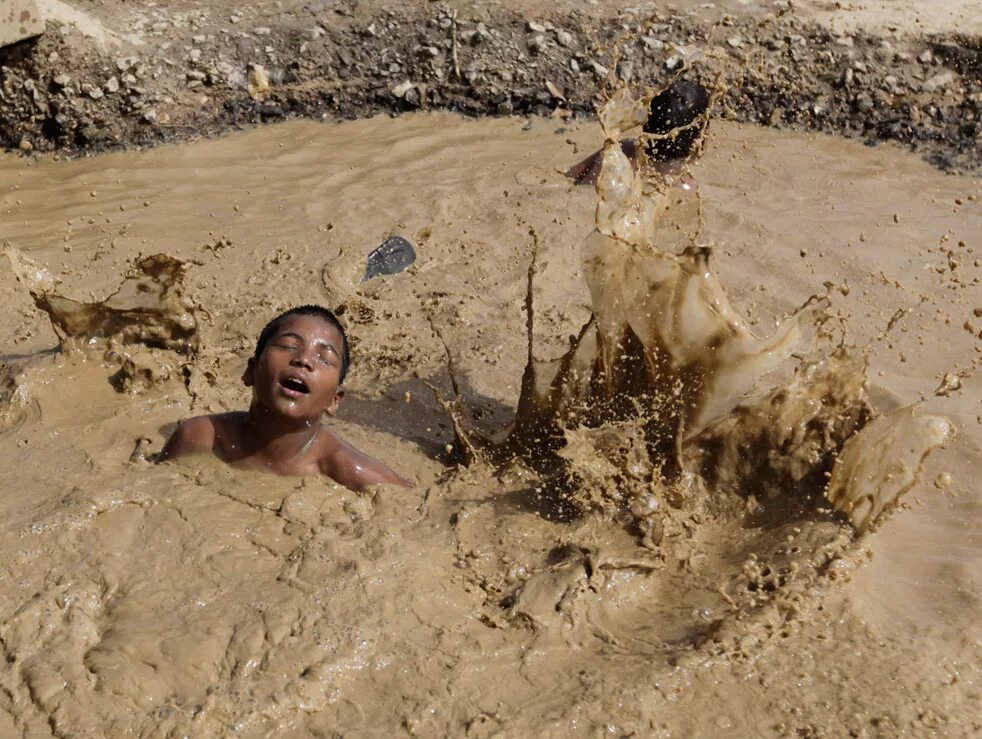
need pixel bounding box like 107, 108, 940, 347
279, 377, 310, 395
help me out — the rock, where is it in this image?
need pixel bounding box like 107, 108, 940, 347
18, 138, 32, 152
253, 27, 271, 36
104, 77, 120, 94
306, 26, 326, 40
192, 34, 206, 44
922, 71, 955, 93
727, 36, 743, 49
391, 80, 414, 98
85, 84, 104, 100
555, 30, 573, 47
142, 109, 157, 123
665, 54, 682, 70
116, 56, 138, 72
52, 74, 71, 88
855, 92, 874, 112
527, 21, 546, 33
641, 36, 664, 51
247, 63, 270, 98
918, 49, 933, 64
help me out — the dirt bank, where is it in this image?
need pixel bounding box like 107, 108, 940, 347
0, 0, 979, 172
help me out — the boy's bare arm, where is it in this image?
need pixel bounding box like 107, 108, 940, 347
327, 441, 410, 491
159, 416, 217, 460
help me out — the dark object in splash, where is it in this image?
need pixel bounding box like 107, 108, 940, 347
362, 236, 416, 282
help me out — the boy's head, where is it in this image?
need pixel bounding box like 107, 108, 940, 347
643, 79, 711, 161
245, 305, 351, 421
254, 305, 350, 384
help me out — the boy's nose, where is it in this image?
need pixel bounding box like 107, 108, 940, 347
290, 351, 314, 370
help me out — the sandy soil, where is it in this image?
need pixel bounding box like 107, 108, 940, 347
0, 1, 979, 737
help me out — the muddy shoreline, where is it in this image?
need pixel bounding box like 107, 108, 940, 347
1, 3, 979, 173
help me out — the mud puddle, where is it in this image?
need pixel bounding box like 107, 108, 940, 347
0, 111, 979, 736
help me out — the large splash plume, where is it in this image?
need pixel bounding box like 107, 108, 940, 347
442, 85, 952, 536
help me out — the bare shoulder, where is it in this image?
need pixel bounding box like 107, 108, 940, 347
318, 428, 410, 491
160, 413, 239, 461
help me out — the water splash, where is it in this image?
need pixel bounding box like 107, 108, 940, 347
448, 86, 952, 536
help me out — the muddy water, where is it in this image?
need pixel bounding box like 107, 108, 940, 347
0, 112, 979, 736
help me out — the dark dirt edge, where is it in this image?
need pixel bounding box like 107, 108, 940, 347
0, 6, 979, 173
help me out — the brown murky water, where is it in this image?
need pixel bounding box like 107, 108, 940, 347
0, 107, 979, 736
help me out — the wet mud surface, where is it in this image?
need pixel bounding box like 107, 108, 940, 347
0, 104, 979, 735
0, 0, 980, 172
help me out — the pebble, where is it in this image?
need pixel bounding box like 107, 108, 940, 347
391, 80, 414, 98
247, 64, 270, 98
922, 71, 955, 93
527, 21, 546, 33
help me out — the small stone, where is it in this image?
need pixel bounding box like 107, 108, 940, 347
52, 74, 71, 87
306, 26, 326, 40
855, 92, 874, 112
934, 472, 952, 489
253, 27, 271, 36
86, 85, 104, 100
555, 30, 573, 47
192, 34, 206, 44
116, 56, 138, 72
18, 138, 32, 152
665, 54, 682, 70
527, 21, 546, 33
142, 109, 157, 123
104, 77, 120, 94
727, 36, 743, 48
918, 49, 933, 64
922, 71, 955, 93
247, 64, 270, 98
391, 80, 414, 98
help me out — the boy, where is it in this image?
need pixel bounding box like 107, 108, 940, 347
565, 79, 710, 185
161, 305, 409, 491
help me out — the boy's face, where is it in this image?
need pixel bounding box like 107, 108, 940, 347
244, 314, 345, 421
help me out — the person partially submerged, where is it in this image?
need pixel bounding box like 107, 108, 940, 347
161, 305, 409, 490
565, 78, 710, 186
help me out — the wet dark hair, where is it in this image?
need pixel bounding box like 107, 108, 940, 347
643, 79, 711, 161
254, 305, 351, 383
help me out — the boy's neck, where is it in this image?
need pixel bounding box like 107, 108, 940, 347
244, 404, 322, 462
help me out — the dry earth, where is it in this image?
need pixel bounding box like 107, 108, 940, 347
0, 0, 979, 172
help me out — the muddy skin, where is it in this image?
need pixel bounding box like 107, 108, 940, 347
0, 72, 979, 739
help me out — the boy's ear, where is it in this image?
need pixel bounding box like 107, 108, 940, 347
325, 388, 345, 417
242, 358, 256, 387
